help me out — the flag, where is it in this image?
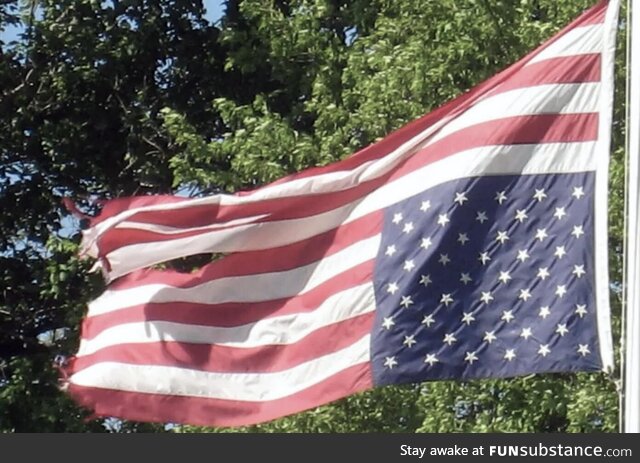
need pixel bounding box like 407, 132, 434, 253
65, 1, 620, 427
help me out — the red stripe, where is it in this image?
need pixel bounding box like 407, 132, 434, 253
83, 260, 375, 337
407, 112, 599, 170
384, 112, 599, 185
75, 312, 374, 374
578, 1, 607, 26
67, 362, 373, 427
495, 54, 600, 94
87, 2, 606, 230
91, 195, 191, 226
131, 178, 382, 227
108, 212, 382, 290
97, 112, 596, 257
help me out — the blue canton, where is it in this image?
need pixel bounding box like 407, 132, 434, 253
371, 172, 601, 385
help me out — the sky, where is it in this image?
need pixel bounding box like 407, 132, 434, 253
204, 0, 226, 23
0, 0, 226, 43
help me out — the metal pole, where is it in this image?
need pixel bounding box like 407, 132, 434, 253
624, 0, 640, 434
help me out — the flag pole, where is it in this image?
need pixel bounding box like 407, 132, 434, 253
624, 0, 640, 434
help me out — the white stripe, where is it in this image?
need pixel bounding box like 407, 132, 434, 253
104, 141, 598, 279
593, 0, 619, 372
119, 213, 269, 235
90, 235, 380, 315
79, 283, 375, 356
357, 141, 598, 218
424, 83, 599, 147
114, 201, 365, 246
71, 334, 370, 401
528, 24, 603, 65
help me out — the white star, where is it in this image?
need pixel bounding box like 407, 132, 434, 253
420, 274, 432, 286
501, 310, 515, 323
554, 207, 567, 220
403, 335, 417, 348
572, 186, 585, 199
484, 331, 497, 344
421, 314, 436, 327
403, 222, 415, 234
459, 273, 472, 285
424, 353, 439, 366
461, 312, 475, 325
535, 228, 548, 241
515, 209, 528, 223
403, 260, 415, 272
476, 211, 489, 223
516, 249, 530, 263
440, 293, 454, 307
538, 344, 551, 357
496, 230, 509, 244
572, 225, 584, 238
458, 233, 470, 245
382, 317, 395, 330
495, 191, 508, 204
464, 351, 479, 364
519, 288, 532, 301
387, 282, 399, 294
537, 267, 550, 280
420, 237, 433, 250
573, 265, 586, 278
384, 356, 398, 369
504, 349, 516, 361
454, 192, 468, 205
478, 252, 491, 265
555, 285, 567, 298
498, 271, 512, 284
437, 214, 450, 227
575, 304, 588, 318
439, 254, 451, 266
539, 306, 551, 319
555, 246, 567, 259
400, 295, 414, 308
392, 213, 403, 224
520, 327, 533, 340
385, 245, 397, 256
480, 291, 494, 304
556, 324, 569, 336
443, 333, 457, 345
533, 189, 547, 202
420, 200, 432, 212
577, 344, 591, 356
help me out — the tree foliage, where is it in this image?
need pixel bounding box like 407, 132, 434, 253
0, 0, 625, 432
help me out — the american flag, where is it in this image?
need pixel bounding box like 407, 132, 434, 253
65, 1, 618, 427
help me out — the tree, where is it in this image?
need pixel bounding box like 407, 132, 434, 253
0, 0, 236, 431
0, 0, 624, 432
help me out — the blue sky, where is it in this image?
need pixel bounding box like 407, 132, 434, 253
204, 0, 226, 23
1, 0, 226, 43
